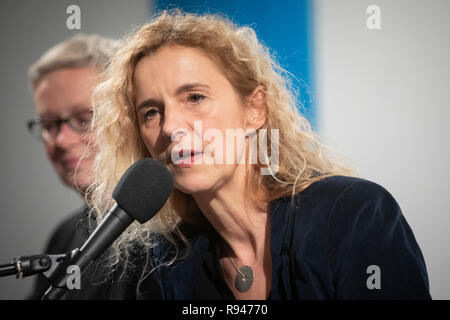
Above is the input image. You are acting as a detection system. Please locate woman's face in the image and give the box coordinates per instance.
[133,45,251,195]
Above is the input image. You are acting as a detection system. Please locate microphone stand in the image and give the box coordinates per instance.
[41,248,89,300]
[0,251,77,299]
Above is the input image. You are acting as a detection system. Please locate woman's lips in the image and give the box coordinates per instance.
[171,150,203,167]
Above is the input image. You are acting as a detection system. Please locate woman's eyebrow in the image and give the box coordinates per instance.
[136,83,211,110]
[174,83,211,96]
[136,98,163,110]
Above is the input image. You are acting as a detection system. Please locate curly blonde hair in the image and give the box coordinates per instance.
[87,10,358,279]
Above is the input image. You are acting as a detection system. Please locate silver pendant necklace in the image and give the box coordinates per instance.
[229,257,254,292]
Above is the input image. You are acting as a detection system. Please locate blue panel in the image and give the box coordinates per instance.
[152,0,316,127]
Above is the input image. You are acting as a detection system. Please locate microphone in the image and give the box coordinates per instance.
[42,158,173,300]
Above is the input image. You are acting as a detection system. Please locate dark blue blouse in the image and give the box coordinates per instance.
[152,175,431,300]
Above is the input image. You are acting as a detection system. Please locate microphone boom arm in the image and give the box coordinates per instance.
[0,253,70,280]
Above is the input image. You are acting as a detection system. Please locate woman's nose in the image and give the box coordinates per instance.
[161,103,189,141]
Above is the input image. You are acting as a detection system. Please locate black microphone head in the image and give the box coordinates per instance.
[112,158,173,223]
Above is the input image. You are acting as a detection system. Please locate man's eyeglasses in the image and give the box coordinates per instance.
[27,109,93,142]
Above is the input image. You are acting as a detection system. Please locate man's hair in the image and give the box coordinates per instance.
[28,34,120,90]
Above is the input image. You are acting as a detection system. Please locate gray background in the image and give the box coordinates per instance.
[0,0,151,299]
[0,0,449,300]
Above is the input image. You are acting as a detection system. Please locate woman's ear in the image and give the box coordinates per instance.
[245,85,267,134]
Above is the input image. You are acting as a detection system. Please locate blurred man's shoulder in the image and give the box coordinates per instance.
[45,206,91,254]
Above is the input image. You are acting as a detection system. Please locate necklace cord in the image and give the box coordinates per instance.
[229,257,247,280]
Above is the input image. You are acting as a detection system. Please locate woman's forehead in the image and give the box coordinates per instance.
[133,45,231,96]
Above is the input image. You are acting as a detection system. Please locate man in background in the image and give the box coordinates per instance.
[26,34,160,299]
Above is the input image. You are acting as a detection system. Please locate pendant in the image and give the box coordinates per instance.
[235,265,254,292]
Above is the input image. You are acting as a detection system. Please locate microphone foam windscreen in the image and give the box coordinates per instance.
[112,158,174,223]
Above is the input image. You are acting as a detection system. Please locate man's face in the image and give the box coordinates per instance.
[33,67,98,191]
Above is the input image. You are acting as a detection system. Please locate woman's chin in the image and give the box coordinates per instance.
[174,176,212,195]
[175,184,206,195]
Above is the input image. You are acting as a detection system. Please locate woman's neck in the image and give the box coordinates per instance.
[192,166,270,266]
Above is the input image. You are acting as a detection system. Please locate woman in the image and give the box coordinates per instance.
[89,10,431,300]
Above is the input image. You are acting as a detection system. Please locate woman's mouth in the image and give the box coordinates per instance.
[171,149,203,167]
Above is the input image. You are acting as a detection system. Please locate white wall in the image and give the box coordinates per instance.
[314,0,450,299]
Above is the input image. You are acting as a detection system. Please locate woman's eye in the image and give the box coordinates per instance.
[144,108,159,119]
[188,94,205,104]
